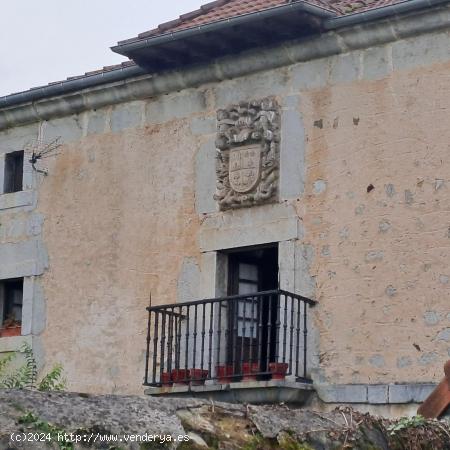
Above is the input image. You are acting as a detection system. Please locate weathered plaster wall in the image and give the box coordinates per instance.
[35,100,207,393]
[0,25,449,395]
[301,59,450,385]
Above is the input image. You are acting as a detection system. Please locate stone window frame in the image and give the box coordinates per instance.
[194,242,314,381]
[0,150,34,210]
[193,200,317,380]
[0,276,37,352]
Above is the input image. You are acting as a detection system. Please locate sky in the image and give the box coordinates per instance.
[0,0,203,97]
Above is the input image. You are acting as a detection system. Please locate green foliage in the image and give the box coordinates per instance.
[0,352,14,373]
[38,364,66,391]
[387,415,427,436]
[0,343,37,389]
[0,342,66,391]
[19,411,73,450]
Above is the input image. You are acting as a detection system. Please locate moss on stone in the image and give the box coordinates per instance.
[241,434,277,450]
[177,440,212,450]
[240,433,317,450]
[139,444,170,450]
[278,432,315,450]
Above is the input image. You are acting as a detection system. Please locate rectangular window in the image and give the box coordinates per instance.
[0,278,23,336]
[3,150,24,194]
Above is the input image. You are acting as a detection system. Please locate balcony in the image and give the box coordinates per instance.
[144,289,316,399]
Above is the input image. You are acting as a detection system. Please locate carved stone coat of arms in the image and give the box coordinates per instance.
[214,98,280,210]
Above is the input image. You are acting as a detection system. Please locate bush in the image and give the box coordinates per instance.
[0,342,66,391]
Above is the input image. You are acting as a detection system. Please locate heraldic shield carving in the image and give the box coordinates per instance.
[214,98,280,210]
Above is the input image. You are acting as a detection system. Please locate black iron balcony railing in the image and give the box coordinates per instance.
[144,289,316,387]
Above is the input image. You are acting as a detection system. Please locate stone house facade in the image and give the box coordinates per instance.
[0,0,449,415]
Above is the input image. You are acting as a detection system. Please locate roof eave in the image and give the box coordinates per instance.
[111,1,336,57]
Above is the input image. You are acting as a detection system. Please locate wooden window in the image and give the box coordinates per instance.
[227,245,278,372]
[4,151,24,194]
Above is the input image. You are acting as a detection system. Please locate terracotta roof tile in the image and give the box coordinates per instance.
[124,0,408,43]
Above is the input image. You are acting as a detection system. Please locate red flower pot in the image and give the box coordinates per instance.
[190,369,209,385]
[269,362,289,380]
[242,362,259,381]
[171,369,190,385]
[0,326,21,338]
[216,365,234,384]
[161,372,172,387]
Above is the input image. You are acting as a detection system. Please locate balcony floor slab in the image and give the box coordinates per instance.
[145,380,314,405]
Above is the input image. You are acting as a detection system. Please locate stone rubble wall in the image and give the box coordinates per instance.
[1,390,449,449]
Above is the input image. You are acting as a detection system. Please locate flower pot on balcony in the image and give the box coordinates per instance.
[0,325,21,338]
[242,362,259,381]
[216,365,234,384]
[269,362,289,380]
[161,372,172,387]
[171,369,190,385]
[190,369,208,385]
